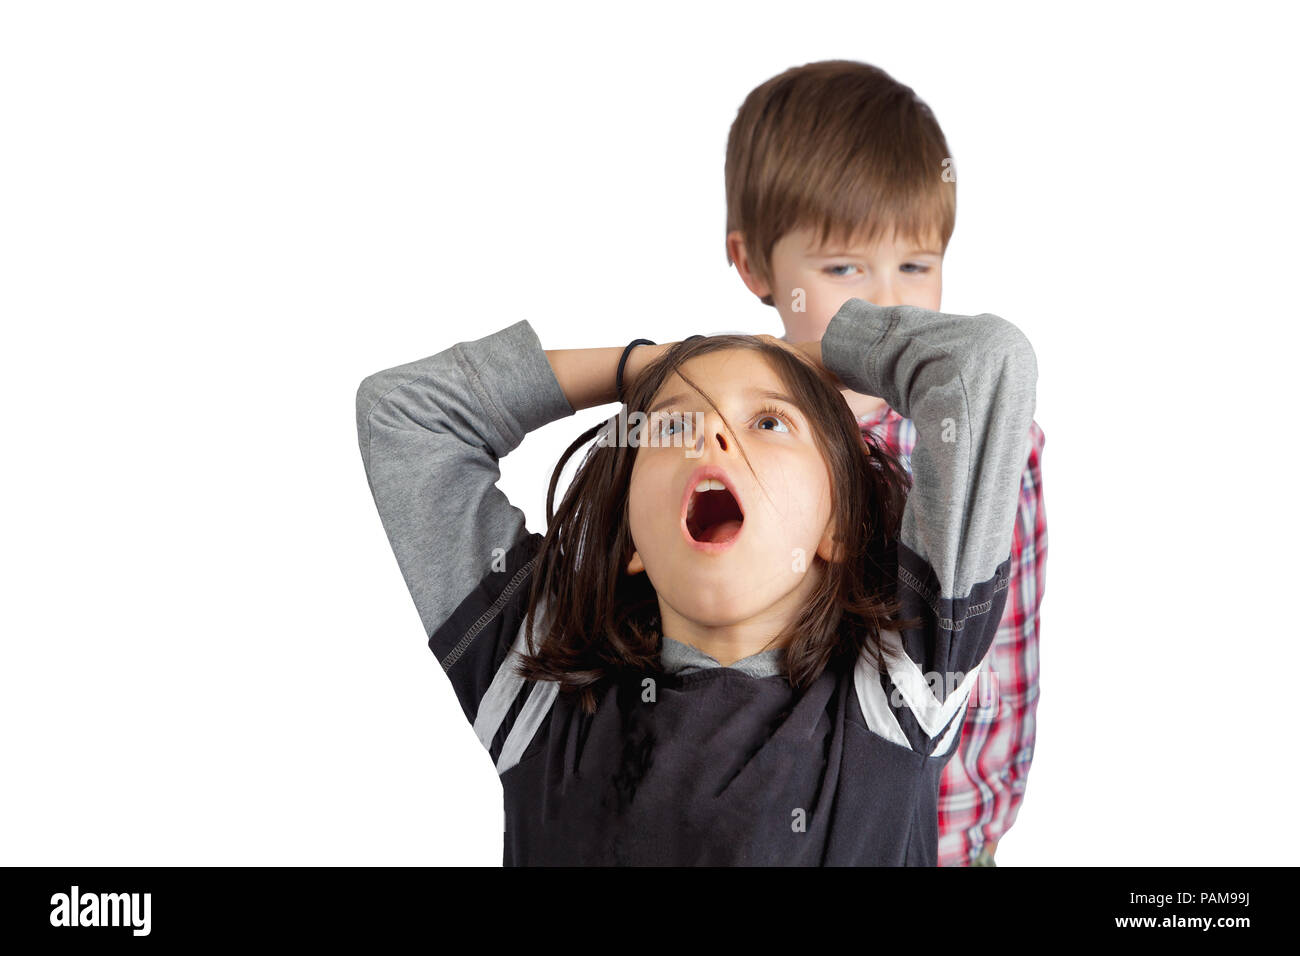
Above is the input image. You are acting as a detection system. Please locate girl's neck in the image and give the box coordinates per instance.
[661,633,787,668]
[656,600,800,668]
[660,634,787,677]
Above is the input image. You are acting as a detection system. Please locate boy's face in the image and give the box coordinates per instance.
[623,348,837,634]
[728,225,944,343]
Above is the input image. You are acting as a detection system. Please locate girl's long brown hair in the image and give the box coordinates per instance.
[514,335,919,714]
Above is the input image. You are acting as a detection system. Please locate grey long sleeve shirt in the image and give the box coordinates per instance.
[355,297,1037,865]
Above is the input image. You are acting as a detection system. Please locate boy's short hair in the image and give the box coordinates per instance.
[725,60,956,305]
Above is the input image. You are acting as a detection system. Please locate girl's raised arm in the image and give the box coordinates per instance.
[355,319,576,643]
[815,297,1038,759]
[356,320,667,767]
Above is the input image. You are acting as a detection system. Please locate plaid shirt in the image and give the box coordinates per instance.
[859,405,1047,867]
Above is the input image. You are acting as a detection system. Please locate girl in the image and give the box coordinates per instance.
[355,296,1036,865]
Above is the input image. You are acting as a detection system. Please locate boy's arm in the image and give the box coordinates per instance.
[981,424,1047,850]
[815,297,1038,757]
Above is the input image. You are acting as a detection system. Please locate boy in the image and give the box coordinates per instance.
[722,60,1047,866]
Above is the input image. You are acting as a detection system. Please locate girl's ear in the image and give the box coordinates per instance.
[626,549,645,575]
[815,522,840,564]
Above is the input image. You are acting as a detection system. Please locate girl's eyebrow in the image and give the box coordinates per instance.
[649,387,800,415]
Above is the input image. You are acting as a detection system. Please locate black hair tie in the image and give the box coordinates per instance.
[616,335,707,404]
[616,339,656,404]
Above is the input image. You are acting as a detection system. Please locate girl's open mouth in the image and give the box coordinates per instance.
[680,467,745,551]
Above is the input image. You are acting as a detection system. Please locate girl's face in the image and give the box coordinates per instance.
[625,349,839,633]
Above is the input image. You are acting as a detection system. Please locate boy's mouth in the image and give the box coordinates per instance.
[680,466,745,550]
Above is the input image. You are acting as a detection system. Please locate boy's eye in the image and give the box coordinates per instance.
[826,262,932,276]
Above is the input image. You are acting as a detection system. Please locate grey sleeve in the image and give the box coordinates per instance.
[355,319,576,640]
[820,297,1037,701]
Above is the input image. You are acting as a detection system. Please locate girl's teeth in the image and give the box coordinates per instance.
[687,479,727,519]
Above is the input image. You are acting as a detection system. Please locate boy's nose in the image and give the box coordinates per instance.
[867,284,901,308]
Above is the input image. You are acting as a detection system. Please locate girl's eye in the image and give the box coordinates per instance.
[754,406,792,433]
[655,411,696,442]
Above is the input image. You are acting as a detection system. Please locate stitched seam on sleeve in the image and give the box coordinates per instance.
[899,562,1010,633]
[452,344,517,454]
[361,369,436,472]
[441,555,538,672]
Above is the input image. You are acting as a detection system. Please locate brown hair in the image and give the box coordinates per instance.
[724,60,956,305]
[514,335,921,714]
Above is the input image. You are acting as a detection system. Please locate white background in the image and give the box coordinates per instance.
[3,1,1297,866]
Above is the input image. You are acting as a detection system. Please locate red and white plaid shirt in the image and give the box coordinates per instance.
[859,405,1047,866]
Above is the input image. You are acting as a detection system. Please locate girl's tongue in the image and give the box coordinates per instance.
[697,519,743,543]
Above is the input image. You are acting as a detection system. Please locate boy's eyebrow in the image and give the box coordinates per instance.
[649,387,801,415]
[811,246,943,257]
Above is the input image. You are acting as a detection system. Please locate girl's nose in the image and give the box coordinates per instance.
[693,417,729,454]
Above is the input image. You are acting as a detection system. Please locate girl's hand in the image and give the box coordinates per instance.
[620,335,845,402]
[752,335,845,390]
[621,341,674,397]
